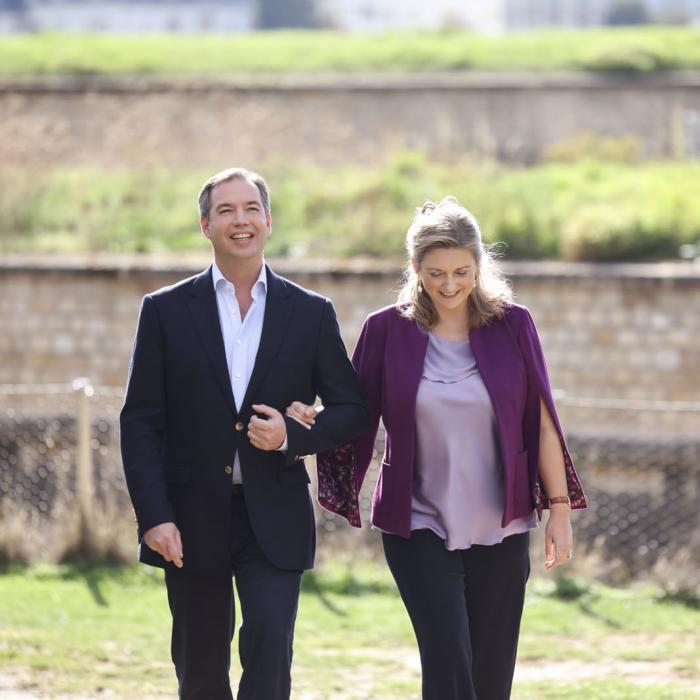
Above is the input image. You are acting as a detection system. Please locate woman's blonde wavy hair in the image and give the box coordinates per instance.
[397,197,512,329]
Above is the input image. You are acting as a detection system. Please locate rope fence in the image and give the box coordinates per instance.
[0,382,698,588]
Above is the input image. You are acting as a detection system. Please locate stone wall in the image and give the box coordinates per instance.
[2,73,700,167]
[1,256,698,414]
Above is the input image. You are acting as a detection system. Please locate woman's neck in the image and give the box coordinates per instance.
[432,308,470,341]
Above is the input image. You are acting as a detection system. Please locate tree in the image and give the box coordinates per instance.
[256,0,320,29]
[605,0,651,26]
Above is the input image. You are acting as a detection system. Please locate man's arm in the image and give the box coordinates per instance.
[283,299,368,464]
[120,295,182,565]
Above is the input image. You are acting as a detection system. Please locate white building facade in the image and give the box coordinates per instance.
[320,0,700,32]
[318,0,508,33]
[0,0,254,34]
[2,0,700,34]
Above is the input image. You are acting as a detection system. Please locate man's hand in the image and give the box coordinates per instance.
[249,404,287,451]
[143,522,183,568]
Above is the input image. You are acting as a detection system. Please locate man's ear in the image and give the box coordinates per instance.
[200,217,210,239]
[266,211,272,236]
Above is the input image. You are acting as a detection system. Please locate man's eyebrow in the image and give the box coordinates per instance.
[215,200,261,210]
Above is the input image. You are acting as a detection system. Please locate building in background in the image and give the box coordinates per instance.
[505,0,700,29]
[319,0,700,31]
[316,0,507,33]
[2,0,700,33]
[0,0,254,33]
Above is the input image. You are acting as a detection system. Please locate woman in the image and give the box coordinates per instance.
[290,197,586,700]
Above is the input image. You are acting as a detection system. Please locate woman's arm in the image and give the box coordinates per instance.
[538,397,573,570]
[516,306,587,513]
[309,311,388,526]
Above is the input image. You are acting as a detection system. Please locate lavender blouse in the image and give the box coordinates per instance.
[410,332,536,550]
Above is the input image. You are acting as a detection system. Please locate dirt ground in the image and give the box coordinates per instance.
[2,654,699,699]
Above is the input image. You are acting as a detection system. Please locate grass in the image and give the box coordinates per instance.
[1,28,700,76]
[0,559,698,699]
[2,154,700,261]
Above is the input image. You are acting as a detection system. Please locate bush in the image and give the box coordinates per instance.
[560,204,684,261]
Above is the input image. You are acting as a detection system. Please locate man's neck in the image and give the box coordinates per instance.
[215,255,264,294]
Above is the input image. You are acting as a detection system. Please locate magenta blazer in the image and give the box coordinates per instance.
[317,303,586,536]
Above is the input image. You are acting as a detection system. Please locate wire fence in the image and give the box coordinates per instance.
[0,382,698,588]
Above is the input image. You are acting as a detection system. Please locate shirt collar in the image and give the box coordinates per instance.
[212,260,268,300]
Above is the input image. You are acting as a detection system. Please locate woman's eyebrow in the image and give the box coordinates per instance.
[426,266,471,272]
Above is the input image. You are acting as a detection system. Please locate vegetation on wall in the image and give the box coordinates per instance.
[1,28,700,75]
[2,154,698,262]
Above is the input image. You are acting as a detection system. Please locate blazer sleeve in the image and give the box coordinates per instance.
[516,307,587,516]
[119,295,175,537]
[283,299,368,465]
[316,311,386,527]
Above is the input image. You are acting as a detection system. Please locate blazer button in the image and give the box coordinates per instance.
[224,465,233,475]
[235,421,244,432]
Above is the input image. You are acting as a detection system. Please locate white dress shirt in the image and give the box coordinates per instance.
[212,261,267,484]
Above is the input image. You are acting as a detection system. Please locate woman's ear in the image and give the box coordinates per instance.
[411,258,419,274]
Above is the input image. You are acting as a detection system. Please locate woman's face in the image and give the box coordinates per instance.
[416,246,477,317]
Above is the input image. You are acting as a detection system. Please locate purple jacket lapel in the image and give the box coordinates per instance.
[386,316,429,415]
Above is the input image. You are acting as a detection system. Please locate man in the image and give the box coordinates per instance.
[120,167,367,699]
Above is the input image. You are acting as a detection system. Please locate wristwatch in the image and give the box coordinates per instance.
[549,496,571,507]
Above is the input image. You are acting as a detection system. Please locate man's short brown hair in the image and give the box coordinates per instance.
[197,167,270,220]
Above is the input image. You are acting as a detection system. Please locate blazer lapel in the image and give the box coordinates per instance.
[187,266,237,414]
[390,316,429,411]
[241,266,293,409]
[470,321,514,441]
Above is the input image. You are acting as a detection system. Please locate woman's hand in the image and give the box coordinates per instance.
[544,506,573,570]
[285,401,319,431]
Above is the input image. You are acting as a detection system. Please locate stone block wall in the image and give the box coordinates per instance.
[1,257,698,413]
[2,73,700,168]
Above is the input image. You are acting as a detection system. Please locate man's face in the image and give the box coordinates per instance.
[200,178,271,264]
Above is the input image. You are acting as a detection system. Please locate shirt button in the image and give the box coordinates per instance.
[235,340,241,345]
[235,421,244,431]
[235,372,241,378]
[224,465,233,475]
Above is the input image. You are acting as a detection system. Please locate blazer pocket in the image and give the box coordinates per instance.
[165,464,191,485]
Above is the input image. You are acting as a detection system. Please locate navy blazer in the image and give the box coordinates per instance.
[317,304,586,536]
[120,265,368,571]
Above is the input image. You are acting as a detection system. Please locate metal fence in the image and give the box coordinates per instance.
[0,382,698,588]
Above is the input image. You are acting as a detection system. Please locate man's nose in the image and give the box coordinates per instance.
[232,209,248,224]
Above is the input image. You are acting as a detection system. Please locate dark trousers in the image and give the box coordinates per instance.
[164,489,302,700]
[382,529,530,700]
